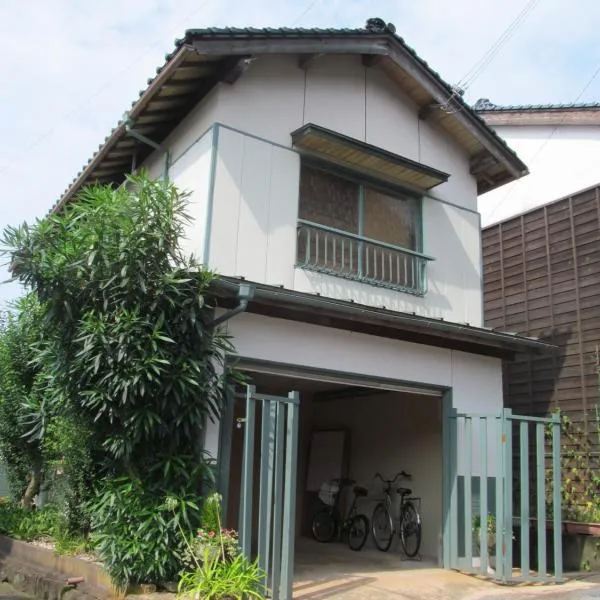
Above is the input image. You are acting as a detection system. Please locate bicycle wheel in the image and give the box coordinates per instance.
[372,503,394,552]
[347,514,369,551]
[312,509,337,543]
[399,502,422,558]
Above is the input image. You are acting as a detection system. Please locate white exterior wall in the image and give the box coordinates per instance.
[141,54,485,325]
[227,312,503,411]
[478,124,600,227]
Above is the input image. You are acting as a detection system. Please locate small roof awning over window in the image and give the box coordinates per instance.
[291,123,450,191]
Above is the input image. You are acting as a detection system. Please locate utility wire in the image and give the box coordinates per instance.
[458,0,541,90]
[485,61,600,222]
[442,0,541,112]
[292,0,322,26]
[0,0,213,178]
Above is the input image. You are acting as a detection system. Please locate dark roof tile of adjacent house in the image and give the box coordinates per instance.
[473,98,600,112]
[54,21,528,211]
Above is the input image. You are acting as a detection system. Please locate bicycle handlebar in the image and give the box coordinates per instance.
[374,471,412,484]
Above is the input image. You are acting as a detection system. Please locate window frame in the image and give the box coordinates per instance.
[298,158,425,256]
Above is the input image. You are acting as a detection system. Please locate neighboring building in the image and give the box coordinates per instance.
[477,102,600,430]
[53,22,553,593]
[475,100,600,227]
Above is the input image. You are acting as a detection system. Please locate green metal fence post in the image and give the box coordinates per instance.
[258,400,274,584]
[240,386,256,559]
[449,408,459,568]
[504,409,513,579]
[552,412,562,581]
[495,414,505,581]
[536,423,547,578]
[442,391,452,570]
[520,421,530,578]
[280,393,300,600]
[270,402,286,600]
[479,417,489,576]
[464,417,473,569]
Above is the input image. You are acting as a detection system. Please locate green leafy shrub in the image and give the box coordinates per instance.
[178,551,266,600]
[3,173,236,586]
[0,295,49,507]
[0,502,61,542]
[43,417,96,534]
[90,475,203,588]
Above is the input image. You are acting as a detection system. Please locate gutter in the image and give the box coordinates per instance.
[213,278,553,354]
[210,283,255,328]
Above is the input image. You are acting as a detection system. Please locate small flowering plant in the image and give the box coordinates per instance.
[184,527,240,566]
[182,493,241,568]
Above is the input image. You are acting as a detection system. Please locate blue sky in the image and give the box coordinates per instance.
[2,0,600,307]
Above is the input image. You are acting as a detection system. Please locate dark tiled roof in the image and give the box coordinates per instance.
[474,98,600,112]
[55,22,528,209]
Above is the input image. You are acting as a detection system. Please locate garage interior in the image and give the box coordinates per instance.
[222,368,445,580]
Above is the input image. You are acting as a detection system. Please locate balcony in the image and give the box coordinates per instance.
[296,220,434,296]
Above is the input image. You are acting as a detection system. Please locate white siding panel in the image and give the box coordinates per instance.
[266,147,300,288]
[235,137,272,281]
[210,127,244,273]
[168,128,213,262]
[304,56,366,141]
[423,199,483,326]
[420,118,477,211]
[213,56,305,146]
[229,313,453,388]
[365,66,419,161]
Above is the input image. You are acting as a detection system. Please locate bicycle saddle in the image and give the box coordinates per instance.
[353,485,368,497]
[397,487,412,496]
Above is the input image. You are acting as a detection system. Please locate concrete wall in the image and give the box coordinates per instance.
[478,124,600,227]
[309,392,442,559]
[140,54,485,326]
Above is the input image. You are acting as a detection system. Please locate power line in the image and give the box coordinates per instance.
[485,61,600,222]
[292,0,322,26]
[442,0,541,112]
[0,0,213,179]
[458,0,541,90]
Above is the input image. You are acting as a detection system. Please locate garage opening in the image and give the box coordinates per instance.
[218,361,446,596]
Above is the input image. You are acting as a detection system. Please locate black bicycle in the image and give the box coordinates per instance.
[371,471,422,557]
[311,478,370,551]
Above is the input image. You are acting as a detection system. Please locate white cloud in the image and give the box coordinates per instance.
[1,0,600,305]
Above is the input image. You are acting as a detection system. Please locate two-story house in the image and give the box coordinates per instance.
[53,21,556,595]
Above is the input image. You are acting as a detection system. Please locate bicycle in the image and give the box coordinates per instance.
[371,471,422,557]
[311,478,370,551]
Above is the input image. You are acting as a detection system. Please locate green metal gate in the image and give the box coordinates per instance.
[444,408,562,583]
[239,385,300,600]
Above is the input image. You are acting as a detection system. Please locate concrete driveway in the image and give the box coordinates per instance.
[293,539,600,600]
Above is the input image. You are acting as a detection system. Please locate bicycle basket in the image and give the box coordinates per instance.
[318,480,339,506]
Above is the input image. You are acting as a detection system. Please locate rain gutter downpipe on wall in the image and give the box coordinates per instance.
[210,283,255,329]
[125,116,171,179]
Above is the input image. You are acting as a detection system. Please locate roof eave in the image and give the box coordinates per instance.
[54,45,191,212]
[211,277,553,359]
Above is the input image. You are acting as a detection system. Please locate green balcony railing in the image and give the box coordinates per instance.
[296,220,434,296]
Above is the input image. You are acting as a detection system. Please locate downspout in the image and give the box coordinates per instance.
[124,116,171,179]
[210,283,254,328]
